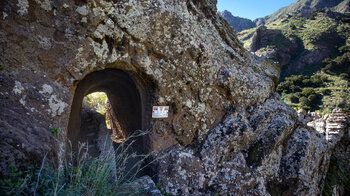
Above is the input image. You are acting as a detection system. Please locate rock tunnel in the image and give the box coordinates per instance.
[67,68,154,176]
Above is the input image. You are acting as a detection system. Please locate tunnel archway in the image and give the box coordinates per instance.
[67,68,154,177]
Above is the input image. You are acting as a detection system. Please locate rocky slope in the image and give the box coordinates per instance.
[0,0,348,195]
[221,1,350,31]
[218,10,256,32]
[236,0,350,114]
[255,0,350,25]
[239,10,350,76]
[237,2,350,113]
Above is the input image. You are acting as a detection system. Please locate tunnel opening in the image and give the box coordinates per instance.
[82,92,127,143]
[67,68,154,179]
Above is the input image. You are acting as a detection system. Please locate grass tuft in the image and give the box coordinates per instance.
[0,130,156,196]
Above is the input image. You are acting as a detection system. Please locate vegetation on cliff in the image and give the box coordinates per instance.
[254,0,349,25]
[277,72,349,113]
[238,9,350,113]
[239,10,350,75]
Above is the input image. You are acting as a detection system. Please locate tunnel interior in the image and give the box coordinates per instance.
[67,68,153,177]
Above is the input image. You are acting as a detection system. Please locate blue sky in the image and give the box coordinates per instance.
[217,0,296,20]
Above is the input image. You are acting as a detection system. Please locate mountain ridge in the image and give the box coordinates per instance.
[218,10,256,32]
[255,0,349,25]
[220,0,350,32]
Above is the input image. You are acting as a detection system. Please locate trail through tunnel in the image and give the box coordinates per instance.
[67,68,153,178]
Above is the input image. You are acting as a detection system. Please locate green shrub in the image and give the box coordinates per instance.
[322,52,350,75]
[290,24,296,30]
[320,88,331,95]
[310,77,322,87]
[302,87,316,97]
[0,62,4,70]
[339,73,348,80]
[49,128,60,136]
[289,95,299,103]
[286,75,306,86]
[308,94,319,105]
[290,85,302,93]
[302,79,312,86]
[294,92,302,98]
[277,80,293,93]
[299,96,310,106]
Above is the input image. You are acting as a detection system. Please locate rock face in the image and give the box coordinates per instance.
[156,97,349,195]
[297,108,322,123]
[0,0,347,195]
[219,10,256,32]
[307,109,350,195]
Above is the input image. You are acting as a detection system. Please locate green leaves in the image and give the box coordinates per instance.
[49,128,60,136]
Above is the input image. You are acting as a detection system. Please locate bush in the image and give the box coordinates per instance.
[320,88,331,95]
[290,24,296,30]
[322,52,350,74]
[289,95,299,103]
[339,73,349,80]
[290,85,302,93]
[308,94,319,105]
[299,96,310,106]
[302,87,316,97]
[286,75,307,86]
[302,79,312,86]
[294,92,302,98]
[310,78,322,87]
[277,80,293,93]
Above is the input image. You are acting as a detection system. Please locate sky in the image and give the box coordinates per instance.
[217,0,296,20]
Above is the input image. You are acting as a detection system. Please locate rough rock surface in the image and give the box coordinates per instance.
[307,109,350,194]
[156,96,349,195]
[297,108,322,123]
[248,25,300,67]
[119,175,162,196]
[0,0,347,195]
[79,107,116,164]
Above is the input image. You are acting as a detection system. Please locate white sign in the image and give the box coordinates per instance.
[152,106,169,118]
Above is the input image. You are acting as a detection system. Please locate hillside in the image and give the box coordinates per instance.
[218,10,256,32]
[254,0,349,25]
[239,10,350,76]
[237,5,350,114]
[220,1,350,31]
